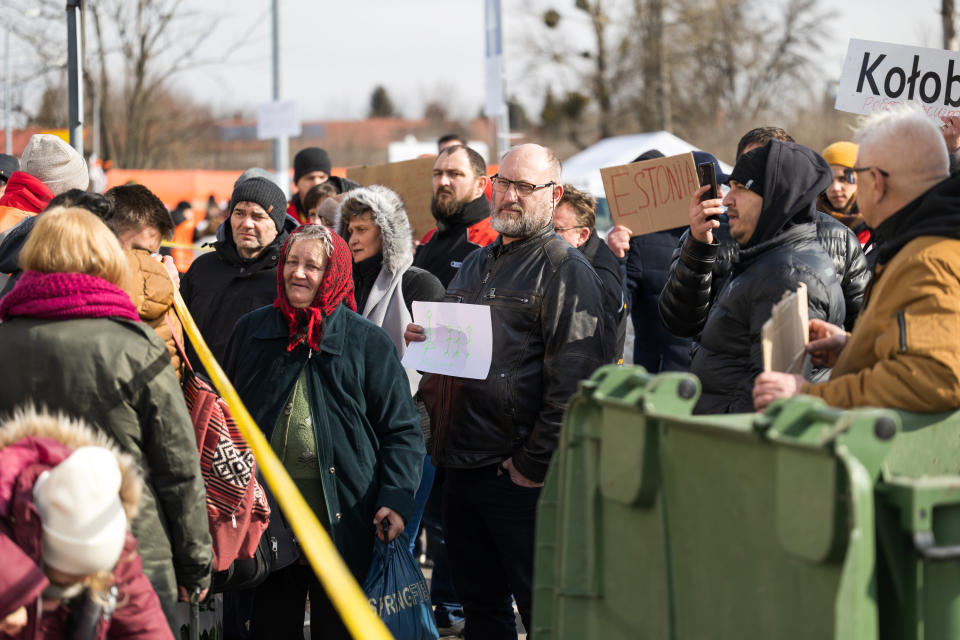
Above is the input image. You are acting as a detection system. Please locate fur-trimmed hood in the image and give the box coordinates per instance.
[0,405,142,524]
[334,185,413,276]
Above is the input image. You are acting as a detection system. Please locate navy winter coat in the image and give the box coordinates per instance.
[225,302,425,580]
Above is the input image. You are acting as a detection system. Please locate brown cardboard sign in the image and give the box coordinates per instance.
[761,283,810,374]
[347,157,437,241]
[600,152,699,236]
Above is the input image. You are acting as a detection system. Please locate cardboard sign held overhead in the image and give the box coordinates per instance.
[347,157,437,241]
[835,39,960,122]
[600,152,699,237]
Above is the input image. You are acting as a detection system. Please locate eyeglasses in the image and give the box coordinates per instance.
[848,166,889,182]
[554,225,586,233]
[490,174,556,197]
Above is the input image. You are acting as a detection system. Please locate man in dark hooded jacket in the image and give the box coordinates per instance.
[659,141,845,414]
[180,176,291,369]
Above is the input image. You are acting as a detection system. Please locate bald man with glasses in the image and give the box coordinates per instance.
[408,143,608,639]
[754,106,960,413]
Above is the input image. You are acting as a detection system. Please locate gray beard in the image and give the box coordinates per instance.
[490,204,552,239]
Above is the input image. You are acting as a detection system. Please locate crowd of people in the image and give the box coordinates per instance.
[1,102,960,640]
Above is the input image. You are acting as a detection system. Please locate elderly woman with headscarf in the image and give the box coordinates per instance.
[224,224,425,640]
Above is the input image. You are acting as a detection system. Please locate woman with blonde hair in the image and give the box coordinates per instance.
[0,207,212,631]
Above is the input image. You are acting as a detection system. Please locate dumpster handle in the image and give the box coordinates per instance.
[913,531,960,561]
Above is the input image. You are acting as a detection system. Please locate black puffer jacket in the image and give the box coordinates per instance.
[659,141,846,414]
[660,210,867,335]
[419,225,608,482]
[813,211,869,330]
[180,224,288,370]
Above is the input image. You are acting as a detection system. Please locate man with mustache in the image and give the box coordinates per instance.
[413,144,498,287]
[410,143,608,639]
[659,140,846,414]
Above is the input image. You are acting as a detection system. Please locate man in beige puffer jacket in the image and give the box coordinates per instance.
[106,184,184,380]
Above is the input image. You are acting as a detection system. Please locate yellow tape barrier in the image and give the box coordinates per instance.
[172,290,394,640]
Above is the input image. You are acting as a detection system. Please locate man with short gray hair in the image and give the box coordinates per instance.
[555,184,625,361]
[754,106,960,412]
[409,143,608,639]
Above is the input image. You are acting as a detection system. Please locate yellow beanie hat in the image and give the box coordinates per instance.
[821,141,858,169]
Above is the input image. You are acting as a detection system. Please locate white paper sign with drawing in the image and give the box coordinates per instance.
[401,301,493,380]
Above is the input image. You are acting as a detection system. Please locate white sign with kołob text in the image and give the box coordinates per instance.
[401,301,493,380]
[835,39,960,121]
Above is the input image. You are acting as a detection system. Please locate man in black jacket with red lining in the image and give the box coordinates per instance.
[413,145,499,288]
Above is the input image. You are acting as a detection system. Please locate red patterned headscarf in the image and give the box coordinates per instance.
[273,225,356,352]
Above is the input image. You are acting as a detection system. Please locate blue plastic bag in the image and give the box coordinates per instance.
[362,533,439,640]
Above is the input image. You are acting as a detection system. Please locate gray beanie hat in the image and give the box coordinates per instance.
[20,134,89,195]
[234,167,279,190]
[229,176,288,232]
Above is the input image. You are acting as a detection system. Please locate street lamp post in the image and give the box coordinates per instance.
[4,24,11,155]
[66,0,83,154]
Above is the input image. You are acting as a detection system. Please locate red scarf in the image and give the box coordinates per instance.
[273,226,356,352]
[0,271,140,323]
[0,172,54,213]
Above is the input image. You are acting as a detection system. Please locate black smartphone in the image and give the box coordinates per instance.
[697,162,719,201]
[697,161,720,222]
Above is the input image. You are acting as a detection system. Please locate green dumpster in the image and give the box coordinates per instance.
[532,365,960,640]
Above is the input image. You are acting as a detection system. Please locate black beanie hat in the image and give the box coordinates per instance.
[0,154,19,183]
[229,177,288,232]
[633,149,665,163]
[728,142,770,196]
[293,147,332,183]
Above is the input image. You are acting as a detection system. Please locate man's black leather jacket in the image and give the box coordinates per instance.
[419,225,608,482]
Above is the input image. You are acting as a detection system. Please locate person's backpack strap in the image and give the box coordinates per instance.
[164,311,195,374]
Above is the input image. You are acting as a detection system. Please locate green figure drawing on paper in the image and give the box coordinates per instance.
[444,325,455,356]
[452,326,463,357]
[465,325,472,359]
[422,310,436,362]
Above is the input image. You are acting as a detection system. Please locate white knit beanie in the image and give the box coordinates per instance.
[20,134,90,195]
[33,446,127,575]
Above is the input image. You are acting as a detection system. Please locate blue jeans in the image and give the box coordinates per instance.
[404,455,435,555]
[442,465,540,640]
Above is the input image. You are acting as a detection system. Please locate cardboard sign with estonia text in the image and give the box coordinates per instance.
[347,157,436,241]
[835,39,960,122]
[600,152,699,237]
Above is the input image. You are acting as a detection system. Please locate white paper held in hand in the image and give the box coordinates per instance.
[401,301,493,380]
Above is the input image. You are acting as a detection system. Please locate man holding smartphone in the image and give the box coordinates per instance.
[658,140,846,414]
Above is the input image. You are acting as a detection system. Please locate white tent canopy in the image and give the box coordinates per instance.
[561,131,734,198]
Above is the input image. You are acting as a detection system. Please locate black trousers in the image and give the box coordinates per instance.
[443,465,541,640]
[251,564,351,640]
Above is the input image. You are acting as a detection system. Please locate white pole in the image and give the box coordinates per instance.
[4,25,11,155]
[66,0,84,154]
[484,0,509,161]
[271,0,289,199]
